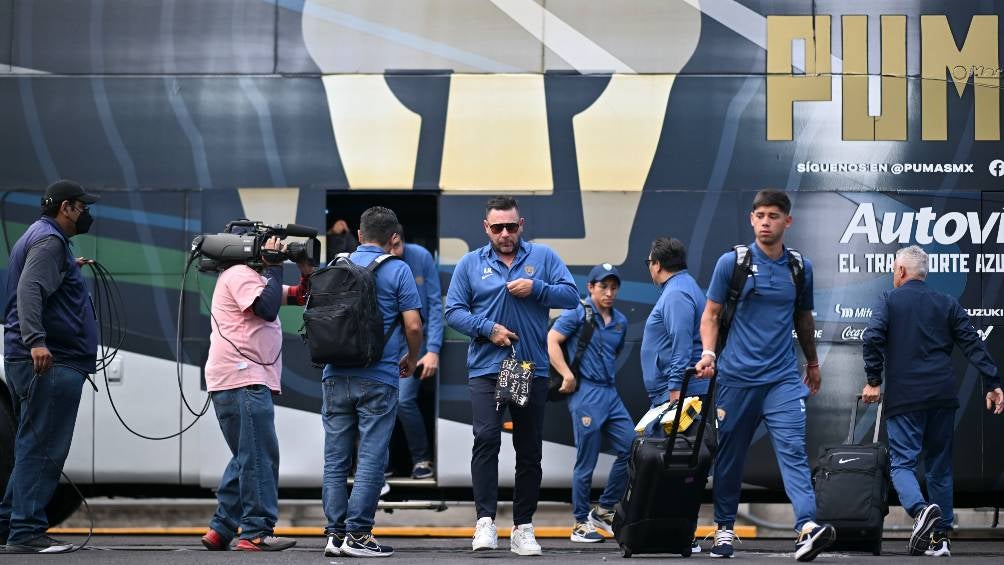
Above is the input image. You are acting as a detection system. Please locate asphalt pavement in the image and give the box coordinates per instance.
[2,536,1002,563]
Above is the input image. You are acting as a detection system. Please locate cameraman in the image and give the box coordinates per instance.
[199,236,312,552]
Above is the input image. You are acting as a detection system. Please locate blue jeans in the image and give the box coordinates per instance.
[713,379,816,531]
[568,382,635,522]
[887,407,955,531]
[0,361,85,544]
[397,373,431,465]
[322,376,398,534]
[208,385,280,541]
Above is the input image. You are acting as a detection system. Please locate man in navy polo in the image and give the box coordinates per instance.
[390,225,443,479]
[862,245,1002,557]
[445,196,578,556]
[2,180,99,553]
[548,263,631,543]
[695,189,834,562]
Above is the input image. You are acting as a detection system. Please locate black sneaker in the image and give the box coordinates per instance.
[341,532,394,558]
[925,530,951,557]
[794,522,836,562]
[325,532,346,556]
[909,504,941,556]
[3,534,75,553]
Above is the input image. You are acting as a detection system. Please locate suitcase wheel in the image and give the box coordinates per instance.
[620,544,632,558]
[872,541,882,556]
[681,547,692,558]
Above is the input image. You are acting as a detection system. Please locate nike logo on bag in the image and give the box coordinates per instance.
[838,457,860,464]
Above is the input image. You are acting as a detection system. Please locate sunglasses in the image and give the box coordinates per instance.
[488,222,520,234]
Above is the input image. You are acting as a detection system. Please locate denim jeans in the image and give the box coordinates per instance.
[0,360,85,544]
[208,385,280,541]
[887,407,956,531]
[397,373,431,465]
[322,376,398,535]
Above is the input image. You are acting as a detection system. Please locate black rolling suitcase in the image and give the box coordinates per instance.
[813,396,889,555]
[613,368,716,558]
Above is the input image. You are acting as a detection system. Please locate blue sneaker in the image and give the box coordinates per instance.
[570,521,604,543]
[794,522,836,562]
[710,527,737,558]
[412,461,434,479]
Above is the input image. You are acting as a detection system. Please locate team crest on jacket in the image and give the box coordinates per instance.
[524,265,535,275]
[414,275,424,285]
[581,416,592,427]
[717,408,726,422]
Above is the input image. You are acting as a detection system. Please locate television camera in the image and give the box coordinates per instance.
[191,219,321,272]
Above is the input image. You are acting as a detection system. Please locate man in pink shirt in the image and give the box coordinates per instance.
[200,236,312,552]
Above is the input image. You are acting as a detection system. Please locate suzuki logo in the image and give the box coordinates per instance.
[838,457,860,464]
[978,326,995,341]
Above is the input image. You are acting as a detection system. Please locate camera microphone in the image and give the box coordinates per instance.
[284,223,318,238]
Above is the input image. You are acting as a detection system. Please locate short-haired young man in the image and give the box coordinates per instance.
[695,189,835,561]
[322,206,423,558]
[548,264,632,543]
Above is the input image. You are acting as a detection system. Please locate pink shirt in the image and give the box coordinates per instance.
[205,265,283,393]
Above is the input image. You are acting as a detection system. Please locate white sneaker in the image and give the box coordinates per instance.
[379,481,390,498]
[510,523,543,556]
[472,517,497,552]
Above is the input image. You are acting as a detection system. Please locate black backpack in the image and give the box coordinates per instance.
[301,253,401,367]
[718,244,805,352]
[546,299,596,402]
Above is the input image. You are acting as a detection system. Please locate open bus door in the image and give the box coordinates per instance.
[325,191,440,492]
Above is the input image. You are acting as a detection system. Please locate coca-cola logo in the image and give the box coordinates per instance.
[841,326,865,341]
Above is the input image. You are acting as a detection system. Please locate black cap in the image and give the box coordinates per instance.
[42,180,100,208]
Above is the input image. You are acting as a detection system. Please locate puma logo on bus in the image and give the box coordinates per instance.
[838,457,860,464]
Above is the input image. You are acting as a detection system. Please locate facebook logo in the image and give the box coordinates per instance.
[990,160,1004,178]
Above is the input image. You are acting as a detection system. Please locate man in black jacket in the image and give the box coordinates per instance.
[862,245,1003,558]
[1,180,99,553]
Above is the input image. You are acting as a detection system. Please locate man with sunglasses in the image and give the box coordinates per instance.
[445,196,578,556]
[2,180,99,553]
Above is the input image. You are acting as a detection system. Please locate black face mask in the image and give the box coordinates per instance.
[74,209,94,235]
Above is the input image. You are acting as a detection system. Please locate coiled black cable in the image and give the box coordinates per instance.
[83,259,211,441]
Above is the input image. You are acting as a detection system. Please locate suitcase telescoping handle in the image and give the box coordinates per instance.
[663,366,714,471]
[847,394,883,445]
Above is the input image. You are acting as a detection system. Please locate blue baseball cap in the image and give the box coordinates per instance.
[588,263,621,284]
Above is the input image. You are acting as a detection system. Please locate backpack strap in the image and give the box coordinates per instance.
[568,299,598,379]
[366,253,405,348]
[367,253,401,272]
[787,248,805,316]
[717,244,753,353]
